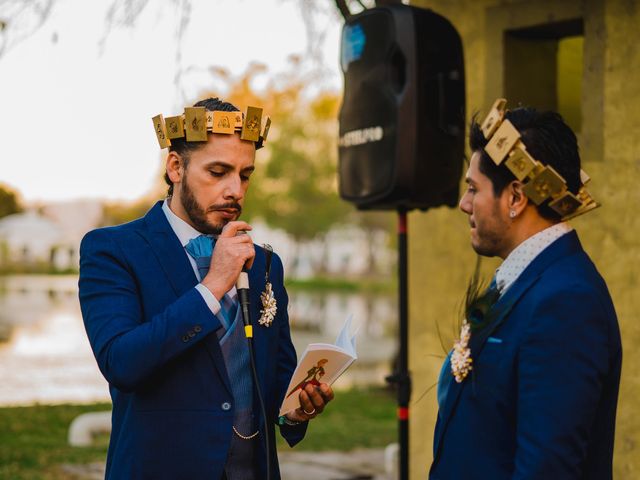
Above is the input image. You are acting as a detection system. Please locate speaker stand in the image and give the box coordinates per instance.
[386,207,411,480]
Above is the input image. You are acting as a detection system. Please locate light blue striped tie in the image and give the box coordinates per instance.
[185,235,237,331]
[219,291,238,331]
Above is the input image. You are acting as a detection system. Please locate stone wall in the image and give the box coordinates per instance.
[407,0,640,477]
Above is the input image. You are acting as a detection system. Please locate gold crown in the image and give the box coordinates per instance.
[152,105,271,150]
[480,98,598,221]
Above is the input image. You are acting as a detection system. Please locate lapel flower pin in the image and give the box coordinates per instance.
[259,281,277,327]
[450,263,501,383]
[259,244,277,327]
[451,320,473,383]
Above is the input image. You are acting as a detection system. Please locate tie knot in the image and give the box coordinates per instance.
[185,235,214,259]
[185,235,215,280]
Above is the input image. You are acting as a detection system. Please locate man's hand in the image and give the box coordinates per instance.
[201,221,255,299]
[285,383,335,423]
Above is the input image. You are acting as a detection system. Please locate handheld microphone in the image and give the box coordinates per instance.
[236,270,252,338]
[234,230,253,338]
[232,230,271,480]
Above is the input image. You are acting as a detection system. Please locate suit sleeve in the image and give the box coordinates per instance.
[513,285,610,479]
[270,253,308,445]
[78,229,223,393]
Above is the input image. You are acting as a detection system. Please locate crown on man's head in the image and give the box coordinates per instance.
[152,105,271,150]
[480,98,599,221]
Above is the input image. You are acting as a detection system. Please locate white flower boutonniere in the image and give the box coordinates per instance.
[259,282,277,327]
[451,320,473,383]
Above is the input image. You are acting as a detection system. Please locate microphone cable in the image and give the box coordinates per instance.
[237,270,272,480]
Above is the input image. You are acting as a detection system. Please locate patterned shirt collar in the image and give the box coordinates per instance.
[495,222,573,295]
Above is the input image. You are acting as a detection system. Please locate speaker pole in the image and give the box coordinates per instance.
[386,207,411,480]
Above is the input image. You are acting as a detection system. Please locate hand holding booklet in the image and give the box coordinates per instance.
[279,316,358,416]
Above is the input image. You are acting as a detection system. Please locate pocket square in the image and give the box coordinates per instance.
[487,336,503,344]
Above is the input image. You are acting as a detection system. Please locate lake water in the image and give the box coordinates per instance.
[0,275,397,406]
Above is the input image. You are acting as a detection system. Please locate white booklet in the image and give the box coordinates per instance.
[279,316,358,416]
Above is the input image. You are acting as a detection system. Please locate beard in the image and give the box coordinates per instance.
[179,170,242,235]
[471,230,504,258]
[470,204,510,258]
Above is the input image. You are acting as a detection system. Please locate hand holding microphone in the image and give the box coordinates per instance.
[201,221,255,300]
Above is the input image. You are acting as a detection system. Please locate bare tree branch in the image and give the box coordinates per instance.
[173,0,192,103]
[0,0,54,58]
[98,0,151,53]
[375,0,403,6]
[95,0,192,102]
[333,0,351,20]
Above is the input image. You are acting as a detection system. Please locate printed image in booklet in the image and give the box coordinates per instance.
[279,316,358,417]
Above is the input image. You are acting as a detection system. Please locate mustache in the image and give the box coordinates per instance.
[207,202,242,214]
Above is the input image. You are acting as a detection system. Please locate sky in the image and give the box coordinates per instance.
[0,0,344,203]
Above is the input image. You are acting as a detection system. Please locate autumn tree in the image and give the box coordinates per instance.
[200,61,352,274]
[0,183,23,219]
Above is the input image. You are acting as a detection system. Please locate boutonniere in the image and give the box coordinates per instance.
[450,260,501,383]
[451,320,473,383]
[258,243,277,327]
[259,281,277,327]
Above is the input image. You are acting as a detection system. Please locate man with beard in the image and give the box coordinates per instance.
[430,100,621,479]
[79,97,333,480]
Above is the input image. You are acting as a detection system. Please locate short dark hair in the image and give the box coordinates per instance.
[469,106,582,221]
[164,97,240,196]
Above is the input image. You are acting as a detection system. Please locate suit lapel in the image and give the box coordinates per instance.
[433,231,583,461]
[139,201,198,297]
[138,201,233,396]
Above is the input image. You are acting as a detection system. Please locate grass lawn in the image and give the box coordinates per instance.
[0,388,396,479]
[285,277,396,294]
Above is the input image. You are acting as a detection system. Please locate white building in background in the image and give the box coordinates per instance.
[0,200,103,271]
[0,211,68,267]
[0,201,392,278]
[250,219,395,280]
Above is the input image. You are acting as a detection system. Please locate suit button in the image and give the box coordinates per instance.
[221,402,231,411]
[194,325,202,333]
[182,335,189,343]
[188,330,196,338]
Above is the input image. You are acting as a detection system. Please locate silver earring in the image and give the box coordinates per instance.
[509,210,516,218]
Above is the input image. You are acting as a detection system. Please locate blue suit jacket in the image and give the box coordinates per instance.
[79,201,306,479]
[430,231,621,479]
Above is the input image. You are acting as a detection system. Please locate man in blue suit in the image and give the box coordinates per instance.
[79,97,333,479]
[431,100,621,479]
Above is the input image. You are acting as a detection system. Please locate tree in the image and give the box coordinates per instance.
[352,209,395,275]
[0,183,23,218]
[0,0,54,57]
[1,0,344,96]
[202,61,352,274]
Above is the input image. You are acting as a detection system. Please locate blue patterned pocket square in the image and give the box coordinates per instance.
[487,337,503,344]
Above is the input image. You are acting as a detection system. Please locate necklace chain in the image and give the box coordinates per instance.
[232,425,259,440]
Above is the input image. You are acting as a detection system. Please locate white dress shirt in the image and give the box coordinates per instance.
[495,222,573,295]
[162,199,237,315]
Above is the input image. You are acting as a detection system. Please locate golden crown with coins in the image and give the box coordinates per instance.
[152,105,270,150]
[480,98,598,220]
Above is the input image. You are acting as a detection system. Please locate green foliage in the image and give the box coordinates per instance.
[0,403,111,479]
[0,389,395,477]
[203,64,352,242]
[286,276,396,294]
[279,387,397,451]
[100,198,155,227]
[0,183,23,219]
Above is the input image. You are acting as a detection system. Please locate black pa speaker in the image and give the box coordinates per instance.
[338,5,465,210]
